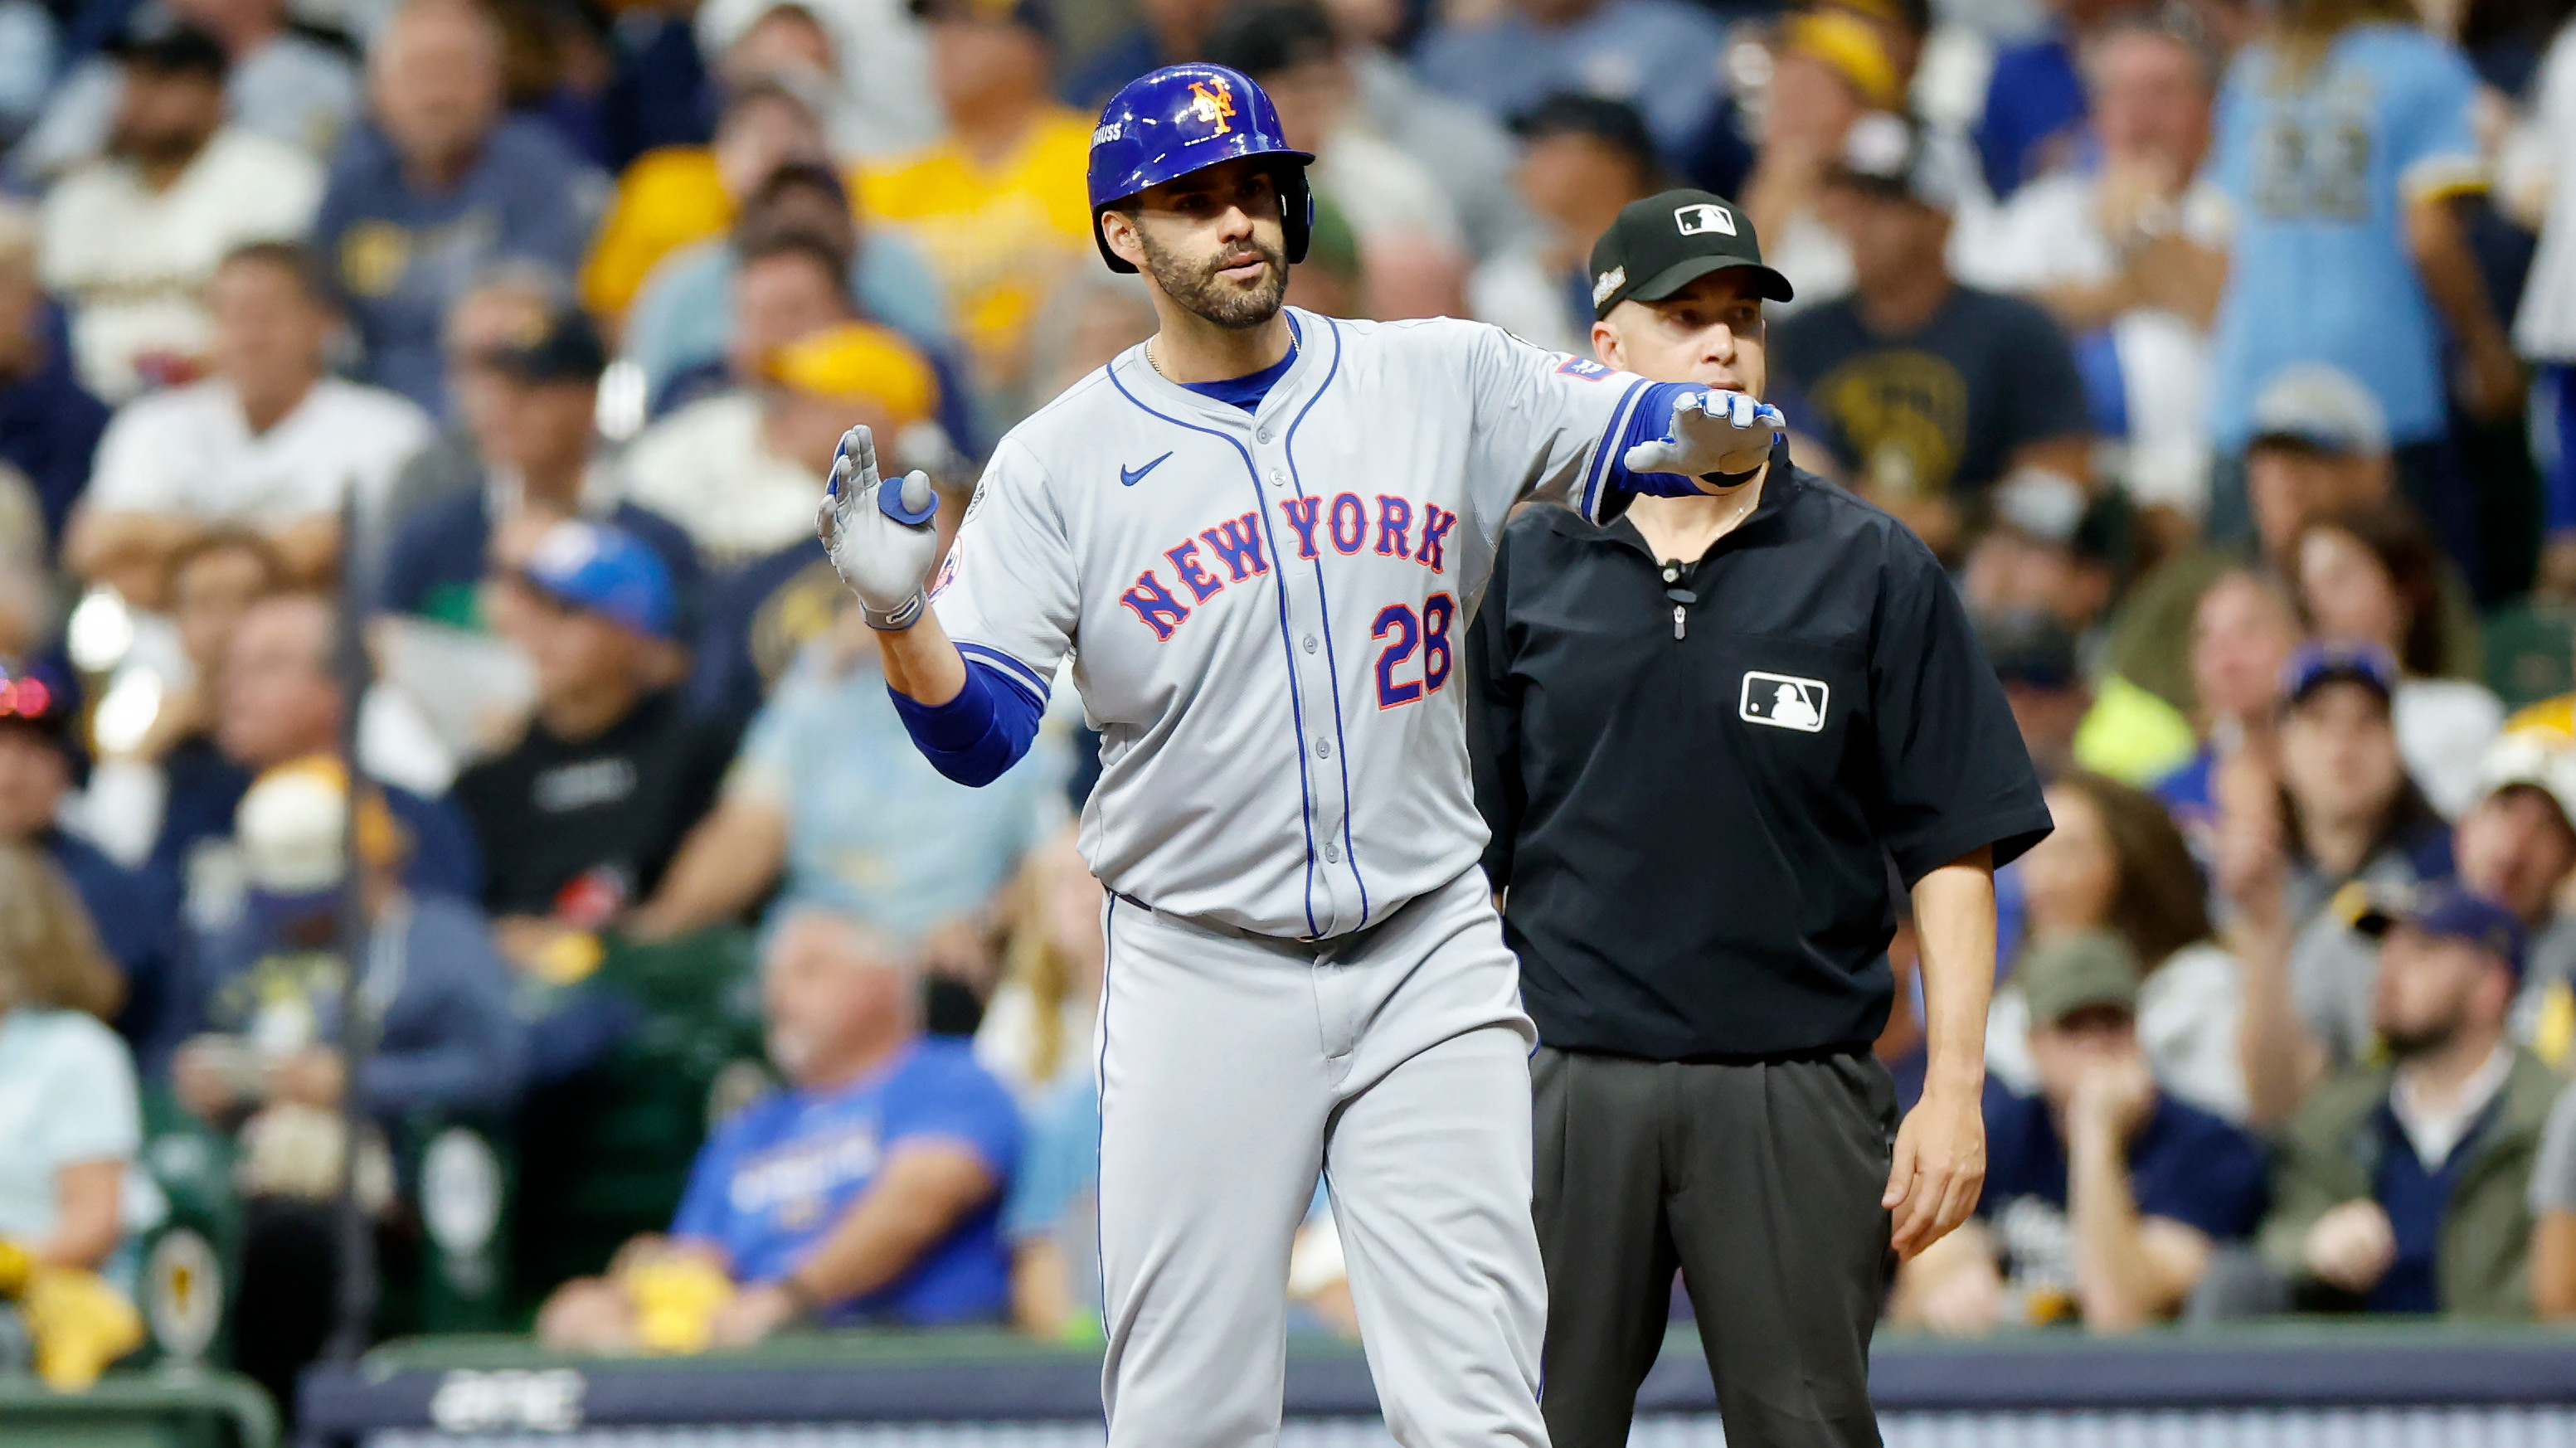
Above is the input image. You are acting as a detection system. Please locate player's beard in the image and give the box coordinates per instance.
[1140,228,1289,330]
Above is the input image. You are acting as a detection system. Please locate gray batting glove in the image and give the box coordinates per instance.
[1622,388,1786,481]
[815,425,939,630]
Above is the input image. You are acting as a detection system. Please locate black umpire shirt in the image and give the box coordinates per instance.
[1469,441,2052,1062]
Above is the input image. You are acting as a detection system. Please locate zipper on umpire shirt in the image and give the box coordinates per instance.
[1661,561,1696,640]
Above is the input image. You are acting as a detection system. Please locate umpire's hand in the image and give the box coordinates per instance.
[1883,1085,1985,1260]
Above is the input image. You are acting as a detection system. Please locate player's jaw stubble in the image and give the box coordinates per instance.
[1136,228,1289,331]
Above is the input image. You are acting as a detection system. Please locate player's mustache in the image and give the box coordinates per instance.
[1209,244,1278,275]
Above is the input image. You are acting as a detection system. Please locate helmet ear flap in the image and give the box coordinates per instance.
[1281,170,1313,265]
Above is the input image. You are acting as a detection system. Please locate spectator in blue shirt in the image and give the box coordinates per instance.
[1893,931,2268,1334]
[0,212,108,557]
[1975,0,2139,200]
[537,909,1020,1348]
[166,756,527,1409]
[629,603,1061,947]
[0,661,177,1057]
[2204,0,2519,556]
[1413,0,1728,165]
[312,0,599,413]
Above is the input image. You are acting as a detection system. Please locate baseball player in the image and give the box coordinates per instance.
[819,64,1780,1446]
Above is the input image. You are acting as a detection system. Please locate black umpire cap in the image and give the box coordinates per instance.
[1587,188,1795,321]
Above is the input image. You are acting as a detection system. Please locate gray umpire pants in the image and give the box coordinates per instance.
[1533,1047,1898,1448]
[1096,868,1550,1448]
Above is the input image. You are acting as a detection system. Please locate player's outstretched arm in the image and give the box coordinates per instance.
[816,424,965,707]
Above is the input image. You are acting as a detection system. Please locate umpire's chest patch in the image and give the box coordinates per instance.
[1739,671,1830,732]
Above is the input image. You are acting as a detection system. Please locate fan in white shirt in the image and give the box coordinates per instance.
[34,27,323,402]
[64,244,431,610]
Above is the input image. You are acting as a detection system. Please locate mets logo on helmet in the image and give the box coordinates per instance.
[1188,78,1236,134]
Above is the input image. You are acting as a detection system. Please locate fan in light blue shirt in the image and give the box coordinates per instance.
[2206,22,2485,454]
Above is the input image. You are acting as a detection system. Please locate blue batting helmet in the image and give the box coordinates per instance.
[1085,63,1314,275]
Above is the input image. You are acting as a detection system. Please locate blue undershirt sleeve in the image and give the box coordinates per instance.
[888,656,1046,787]
[1605,382,1713,499]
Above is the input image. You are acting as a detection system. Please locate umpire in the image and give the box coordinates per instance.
[1469,191,2052,1447]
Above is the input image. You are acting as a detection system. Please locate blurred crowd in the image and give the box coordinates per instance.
[0,0,2574,1412]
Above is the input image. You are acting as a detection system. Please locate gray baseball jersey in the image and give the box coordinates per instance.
[931,308,1657,938]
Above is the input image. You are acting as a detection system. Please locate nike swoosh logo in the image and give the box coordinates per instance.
[1120,452,1173,488]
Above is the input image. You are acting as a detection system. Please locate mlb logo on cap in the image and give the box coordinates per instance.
[1741,671,1829,732]
[1674,202,1737,237]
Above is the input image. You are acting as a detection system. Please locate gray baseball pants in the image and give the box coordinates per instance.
[1095,867,1550,1448]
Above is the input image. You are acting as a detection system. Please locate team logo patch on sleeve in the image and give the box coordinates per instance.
[1555,357,1613,381]
[1740,672,1829,731]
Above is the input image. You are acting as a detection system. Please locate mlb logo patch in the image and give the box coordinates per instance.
[1674,202,1738,238]
[1740,671,1829,732]
[1556,357,1613,381]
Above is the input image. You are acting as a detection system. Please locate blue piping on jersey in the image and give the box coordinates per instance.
[1580,378,1652,523]
[1106,358,1324,939]
[955,641,1051,708]
[1278,316,1369,927]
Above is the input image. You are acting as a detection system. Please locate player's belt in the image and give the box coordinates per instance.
[1111,890,1330,948]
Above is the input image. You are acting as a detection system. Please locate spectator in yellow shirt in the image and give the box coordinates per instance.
[580,78,843,323]
[856,0,1091,417]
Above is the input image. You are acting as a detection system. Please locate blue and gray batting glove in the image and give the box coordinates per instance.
[815,425,940,630]
[1622,389,1786,482]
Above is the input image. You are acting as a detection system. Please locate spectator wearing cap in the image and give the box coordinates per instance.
[12,0,359,182]
[0,663,180,1053]
[1966,17,2227,533]
[1414,0,1727,165]
[311,0,600,413]
[35,24,323,402]
[452,519,730,968]
[625,168,964,436]
[1205,2,1469,320]
[1893,931,2267,1334]
[2218,643,2454,1127]
[2296,502,2503,819]
[63,242,433,609]
[2238,731,2576,1128]
[377,305,702,632]
[168,756,525,1406]
[1738,8,1908,309]
[629,303,943,576]
[1470,187,2048,1445]
[2208,889,2557,1319]
[2104,364,2482,722]
[856,0,1089,410]
[0,204,110,561]
[150,592,480,958]
[577,79,838,325]
[368,262,561,565]
[1981,610,2091,781]
[1469,94,1661,356]
[1770,111,2092,561]
[2204,0,2514,574]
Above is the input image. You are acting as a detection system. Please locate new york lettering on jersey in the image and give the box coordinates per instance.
[931,308,1656,940]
